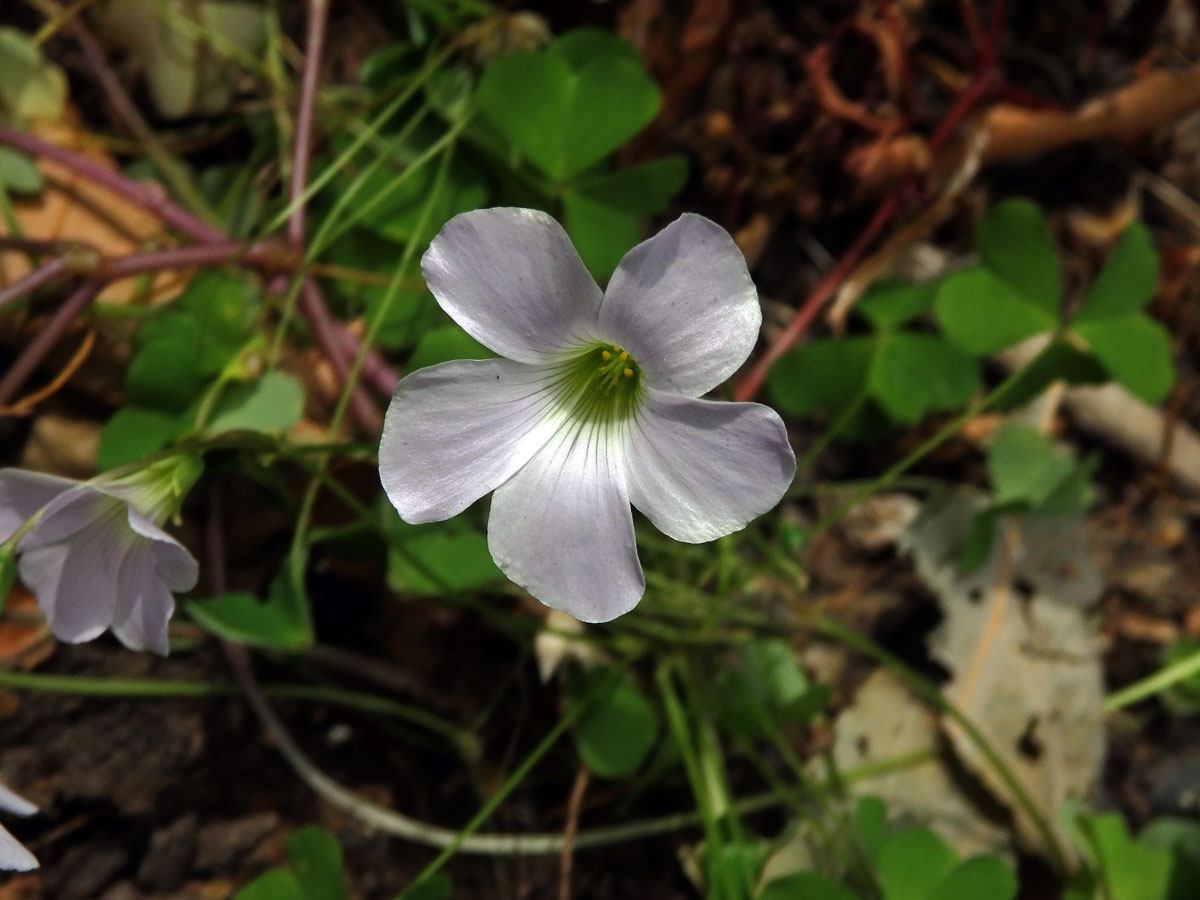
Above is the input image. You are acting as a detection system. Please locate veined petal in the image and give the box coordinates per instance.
[599,214,761,398]
[625,392,795,543]
[111,544,175,654]
[0,824,36,871]
[422,208,602,363]
[488,421,643,622]
[380,358,564,524]
[0,469,77,543]
[127,510,199,592]
[17,493,130,644]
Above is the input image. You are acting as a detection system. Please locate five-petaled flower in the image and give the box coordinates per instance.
[0,456,201,654]
[379,209,796,622]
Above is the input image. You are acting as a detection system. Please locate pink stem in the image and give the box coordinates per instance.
[0,125,226,245]
[300,279,382,433]
[0,282,100,408]
[289,0,330,248]
[0,258,69,310]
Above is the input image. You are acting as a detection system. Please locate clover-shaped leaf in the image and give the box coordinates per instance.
[974,198,1061,316]
[563,155,689,278]
[1069,222,1174,404]
[476,30,660,182]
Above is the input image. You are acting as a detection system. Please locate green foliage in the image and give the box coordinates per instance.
[935,266,1058,355]
[0,545,15,614]
[203,371,305,436]
[767,281,978,440]
[759,871,863,900]
[757,797,1016,900]
[566,666,659,778]
[1064,810,1200,900]
[474,28,685,278]
[233,826,344,900]
[98,272,308,466]
[562,156,689,278]
[97,407,182,471]
[0,146,42,194]
[396,874,453,900]
[711,638,829,740]
[476,29,659,183]
[384,510,501,597]
[187,568,314,651]
[285,827,345,900]
[958,424,1095,570]
[934,200,1173,403]
[406,325,493,371]
[0,27,66,122]
[974,198,1062,317]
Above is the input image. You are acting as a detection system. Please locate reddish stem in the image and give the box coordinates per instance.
[733,198,899,402]
[289,0,330,249]
[733,25,1003,402]
[0,258,69,310]
[0,125,225,245]
[0,282,99,408]
[101,241,294,281]
[300,279,382,433]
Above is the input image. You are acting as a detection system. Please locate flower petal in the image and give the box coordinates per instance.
[600,214,761,397]
[625,392,795,543]
[422,208,602,363]
[17,492,129,644]
[0,824,37,871]
[111,543,176,654]
[0,782,35,818]
[127,510,199,592]
[380,358,564,524]
[488,422,644,622]
[0,469,77,543]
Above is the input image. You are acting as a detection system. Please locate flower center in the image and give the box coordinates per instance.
[553,343,644,426]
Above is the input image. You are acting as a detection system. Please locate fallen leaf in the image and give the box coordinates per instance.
[904,490,1106,858]
[829,667,1011,858]
[0,120,179,305]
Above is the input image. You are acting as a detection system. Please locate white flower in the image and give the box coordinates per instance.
[379,209,795,622]
[0,457,201,654]
[0,779,37,871]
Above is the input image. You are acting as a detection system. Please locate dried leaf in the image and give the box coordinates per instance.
[905,491,1105,858]
[829,668,1011,858]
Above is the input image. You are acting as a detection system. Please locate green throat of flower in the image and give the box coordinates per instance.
[554,343,645,426]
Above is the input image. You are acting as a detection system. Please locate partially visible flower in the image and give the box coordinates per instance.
[0,455,202,654]
[0,779,38,871]
[380,209,796,622]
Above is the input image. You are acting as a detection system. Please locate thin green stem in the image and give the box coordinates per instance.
[657,659,744,900]
[795,389,868,476]
[1104,645,1200,711]
[805,368,1026,541]
[262,44,456,237]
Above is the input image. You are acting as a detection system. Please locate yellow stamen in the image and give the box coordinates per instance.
[623,368,633,378]
[601,350,612,361]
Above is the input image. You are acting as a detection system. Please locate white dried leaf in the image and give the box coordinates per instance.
[905,490,1105,858]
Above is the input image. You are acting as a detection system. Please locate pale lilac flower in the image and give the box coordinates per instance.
[379,209,795,622]
[0,457,201,654]
[0,779,38,871]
